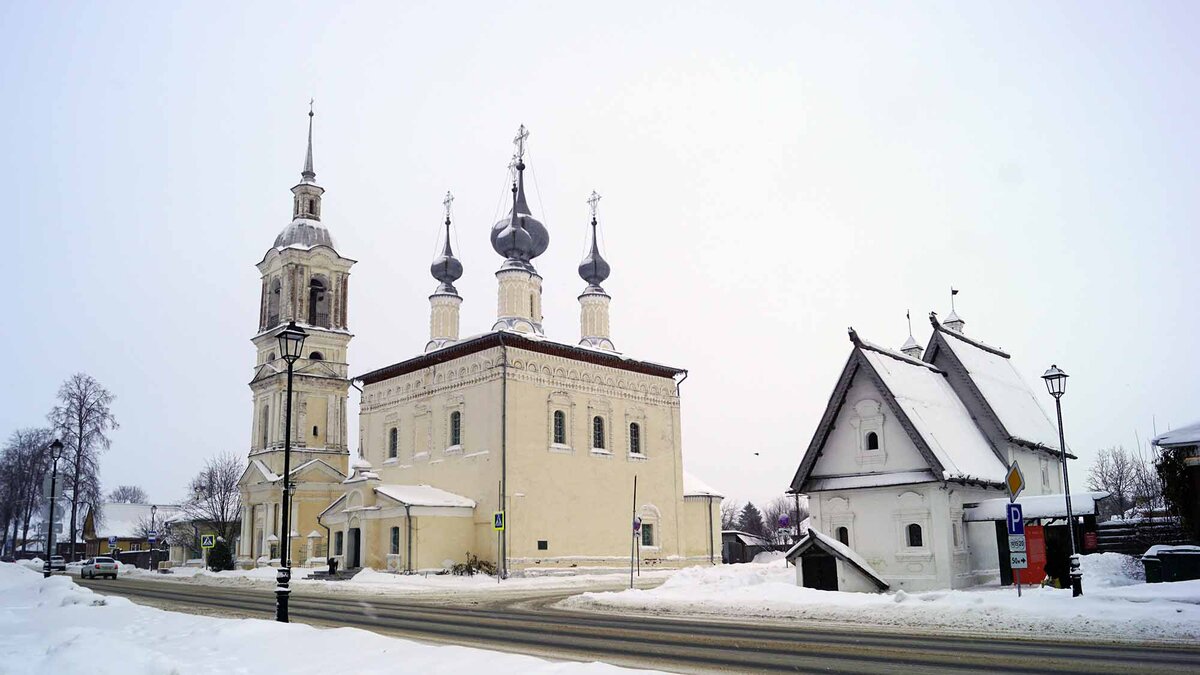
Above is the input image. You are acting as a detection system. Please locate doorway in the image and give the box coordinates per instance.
[801,552,838,591]
[347,528,361,569]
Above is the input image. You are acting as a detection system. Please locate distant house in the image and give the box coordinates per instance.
[82,503,182,563]
[1152,421,1200,541]
[721,530,773,564]
[790,312,1105,591]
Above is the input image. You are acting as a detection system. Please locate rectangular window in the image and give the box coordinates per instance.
[390,527,400,555]
[537,540,548,551]
[450,411,462,446]
[553,411,566,445]
[593,416,606,449]
[629,422,642,454]
[641,523,654,547]
[131,542,141,551]
[335,531,344,556]
[388,426,398,458]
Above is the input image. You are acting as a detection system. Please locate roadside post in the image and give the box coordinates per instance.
[201,533,216,570]
[1006,462,1027,597]
[492,511,504,584]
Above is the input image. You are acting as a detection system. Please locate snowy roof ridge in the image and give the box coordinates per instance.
[848,327,941,372]
[374,484,476,508]
[931,315,1010,357]
[682,470,723,498]
[1153,420,1200,448]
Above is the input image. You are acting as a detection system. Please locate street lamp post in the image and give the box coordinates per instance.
[275,320,307,622]
[43,439,64,578]
[149,504,157,573]
[1042,364,1082,597]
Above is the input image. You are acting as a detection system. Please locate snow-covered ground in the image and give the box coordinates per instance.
[564,553,1200,643]
[132,563,673,596]
[0,562,652,674]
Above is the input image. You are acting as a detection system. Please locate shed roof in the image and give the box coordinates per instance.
[785,528,889,591]
[683,471,723,498]
[1153,420,1200,448]
[963,491,1109,521]
[375,485,476,508]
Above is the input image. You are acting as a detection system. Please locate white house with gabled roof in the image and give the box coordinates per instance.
[789,310,1095,591]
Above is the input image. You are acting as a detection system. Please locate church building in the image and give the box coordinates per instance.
[789,308,1106,591]
[239,118,721,573]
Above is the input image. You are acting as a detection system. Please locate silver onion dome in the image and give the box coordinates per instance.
[578,216,610,287]
[430,216,463,294]
[490,160,548,265]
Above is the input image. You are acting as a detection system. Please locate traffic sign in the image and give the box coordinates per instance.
[1005,503,1025,536]
[148,530,157,544]
[1005,462,1025,502]
[108,535,118,547]
[492,512,505,531]
[1008,535,1027,552]
[1010,552,1029,569]
[200,534,216,549]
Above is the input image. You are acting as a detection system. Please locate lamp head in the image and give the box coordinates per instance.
[49,439,63,462]
[277,321,308,363]
[1042,364,1068,399]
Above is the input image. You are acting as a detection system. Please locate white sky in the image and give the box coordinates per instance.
[4,2,1197,507]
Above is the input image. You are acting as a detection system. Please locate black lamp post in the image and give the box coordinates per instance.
[43,439,64,578]
[275,320,307,622]
[1042,364,1082,597]
[149,504,157,572]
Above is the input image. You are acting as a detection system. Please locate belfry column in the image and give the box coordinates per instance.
[578,191,615,351]
[427,192,464,352]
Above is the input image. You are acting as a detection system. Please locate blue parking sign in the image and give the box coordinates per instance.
[1006,503,1025,536]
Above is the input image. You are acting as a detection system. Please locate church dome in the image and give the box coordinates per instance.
[578,218,610,287]
[430,217,463,293]
[274,218,336,251]
[490,161,548,264]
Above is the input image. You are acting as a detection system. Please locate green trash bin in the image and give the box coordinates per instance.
[1142,554,1162,583]
[1159,550,1200,582]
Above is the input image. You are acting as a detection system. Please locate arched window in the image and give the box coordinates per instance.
[629,422,642,454]
[308,276,330,328]
[907,523,923,548]
[836,526,849,545]
[267,352,276,361]
[866,432,879,450]
[552,410,566,445]
[307,198,315,215]
[267,278,281,326]
[449,411,462,447]
[388,427,398,458]
[309,351,324,361]
[592,416,606,449]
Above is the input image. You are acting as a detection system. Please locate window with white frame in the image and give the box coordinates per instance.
[641,523,655,547]
[629,422,642,454]
[906,523,923,547]
[852,399,885,466]
[547,391,574,452]
[553,410,566,445]
[836,526,850,546]
[449,410,462,447]
[592,416,606,450]
[388,426,399,459]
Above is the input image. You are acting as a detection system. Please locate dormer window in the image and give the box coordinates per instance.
[866,432,879,450]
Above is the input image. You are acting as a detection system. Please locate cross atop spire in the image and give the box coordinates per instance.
[587,190,601,221]
[512,124,529,161]
[302,100,316,182]
[442,190,455,224]
[900,308,923,358]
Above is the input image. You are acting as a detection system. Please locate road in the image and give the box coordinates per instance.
[78,576,1200,674]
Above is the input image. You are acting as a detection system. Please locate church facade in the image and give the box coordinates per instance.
[239,120,720,573]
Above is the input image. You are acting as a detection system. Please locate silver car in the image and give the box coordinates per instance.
[81,556,118,580]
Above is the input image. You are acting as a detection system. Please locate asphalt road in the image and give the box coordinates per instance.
[78,577,1200,674]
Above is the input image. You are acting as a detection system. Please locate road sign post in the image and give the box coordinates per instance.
[1006,502,1026,596]
[201,534,216,571]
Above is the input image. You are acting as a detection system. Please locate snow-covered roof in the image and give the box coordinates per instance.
[90,503,183,539]
[683,471,723,498]
[374,485,476,508]
[785,528,889,591]
[963,491,1109,522]
[940,330,1062,451]
[722,530,771,547]
[1153,420,1200,448]
[861,348,1008,483]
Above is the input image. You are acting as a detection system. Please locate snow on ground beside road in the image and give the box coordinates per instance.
[563,555,1200,643]
[0,563,652,674]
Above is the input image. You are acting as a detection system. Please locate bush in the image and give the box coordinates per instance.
[207,538,234,572]
[450,552,497,576]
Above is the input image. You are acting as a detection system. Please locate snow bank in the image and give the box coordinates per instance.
[751,550,786,564]
[564,554,1200,643]
[0,563,649,673]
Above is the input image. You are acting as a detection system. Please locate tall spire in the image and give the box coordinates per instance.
[490,124,548,267]
[430,191,463,295]
[578,191,615,351]
[578,191,611,288]
[945,287,965,333]
[302,99,316,183]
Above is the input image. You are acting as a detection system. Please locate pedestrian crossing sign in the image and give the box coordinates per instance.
[201,534,216,549]
[492,512,505,531]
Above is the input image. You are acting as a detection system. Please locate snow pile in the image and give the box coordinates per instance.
[1079,552,1145,587]
[0,562,649,674]
[565,554,1200,643]
[751,550,786,564]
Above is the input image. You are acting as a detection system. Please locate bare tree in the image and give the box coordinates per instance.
[720,499,740,530]
[183,452,242,542]
[107,485,148,504]
[48,373,118,560]
[761,494,811,544]
[1087,446,1136,518]
[0,428,54,555]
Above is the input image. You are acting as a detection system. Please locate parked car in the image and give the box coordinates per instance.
[49,556,66,571]
[81,557,118,580]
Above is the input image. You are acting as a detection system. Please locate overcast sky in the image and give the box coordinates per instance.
[4,2,1197,507]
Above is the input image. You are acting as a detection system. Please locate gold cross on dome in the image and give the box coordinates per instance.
[587,191,601,218]
[512,124,529,160]
[442,190,454,219]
